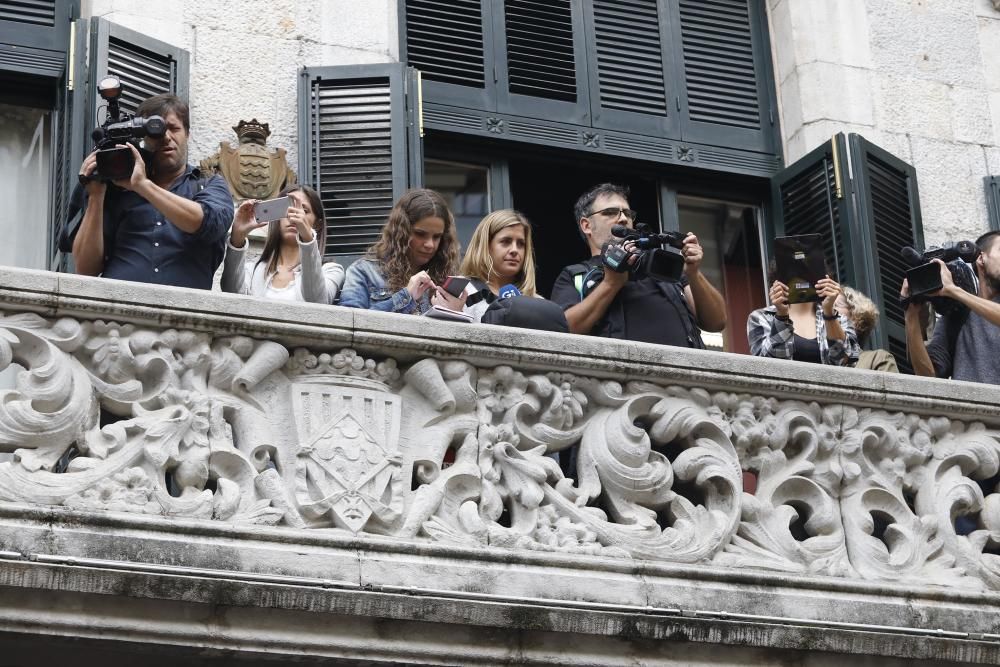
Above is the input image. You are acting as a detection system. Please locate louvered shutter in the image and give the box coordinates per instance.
[495,0,591,123]
[0,0,75,108]
[89,19,189,127]
[673,0,775,153]
[769,135,854,285]
[49,16,87,272]
[584,0,677,137]
[299,64,422,259]
[850,135,923,373]
[987,176,1000,232]
[403,0,496,110]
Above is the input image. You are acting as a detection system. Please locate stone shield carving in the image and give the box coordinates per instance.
[292,376,402,532]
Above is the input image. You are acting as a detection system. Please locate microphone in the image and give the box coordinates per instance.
[498,284,522,299]
[611,224,630,238]
[900,246,924,267]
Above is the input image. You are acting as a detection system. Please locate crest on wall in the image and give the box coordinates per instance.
[199,119,297,201]
[292,373,403,533]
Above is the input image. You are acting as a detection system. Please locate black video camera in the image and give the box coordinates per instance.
[602,223,687,282]
[89,75,165,182]
[900,241,979,315]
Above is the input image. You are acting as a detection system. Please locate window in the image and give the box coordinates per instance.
[402,0,780,176]
[424,159,490,251]
[770,133,924,372]
[677,195,764,352]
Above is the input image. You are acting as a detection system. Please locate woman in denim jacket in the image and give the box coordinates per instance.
[340,189,460,313]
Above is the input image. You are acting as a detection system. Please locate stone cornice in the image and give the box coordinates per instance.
[1,267,996,421]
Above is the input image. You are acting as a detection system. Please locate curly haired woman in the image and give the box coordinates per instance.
[339,189,460,314]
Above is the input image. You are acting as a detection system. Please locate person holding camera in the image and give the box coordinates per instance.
[73,94,233,289]
[550,183,726,347]
[902,231,1000,384]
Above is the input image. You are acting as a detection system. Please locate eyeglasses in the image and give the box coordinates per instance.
[587,206,638,223]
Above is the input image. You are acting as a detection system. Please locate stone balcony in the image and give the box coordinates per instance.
[0,265,998,666]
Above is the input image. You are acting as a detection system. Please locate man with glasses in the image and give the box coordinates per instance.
[550,183,727,347]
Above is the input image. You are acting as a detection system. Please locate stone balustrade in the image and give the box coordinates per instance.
[0,266,997,665]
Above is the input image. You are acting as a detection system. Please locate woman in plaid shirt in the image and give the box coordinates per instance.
[747,272,860,366]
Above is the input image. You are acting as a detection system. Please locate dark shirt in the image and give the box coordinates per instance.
[550,256,700,348]
[101,166,232,289]
[925,295,1000,385]
[791,333,822,364]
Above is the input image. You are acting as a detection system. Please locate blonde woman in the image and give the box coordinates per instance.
[838,285,899,372]
[458,209,538,321]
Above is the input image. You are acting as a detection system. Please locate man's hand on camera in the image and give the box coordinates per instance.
[78,151,106,197]
[112,143,149,192]
[930,258,957,298]
[681,232,703,276]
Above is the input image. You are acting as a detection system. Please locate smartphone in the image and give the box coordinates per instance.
[442,275,471,298]
[253,196,291,223]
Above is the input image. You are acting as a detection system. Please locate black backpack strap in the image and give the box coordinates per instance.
[655,279,705,349]
[465,278,496,307]
[564,262,594,300]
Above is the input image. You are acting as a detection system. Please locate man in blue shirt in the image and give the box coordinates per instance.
[73,94,232,290]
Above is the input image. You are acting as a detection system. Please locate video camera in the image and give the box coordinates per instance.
[601,223,687,282]
[88,75,165,182]
[900,241,979,315]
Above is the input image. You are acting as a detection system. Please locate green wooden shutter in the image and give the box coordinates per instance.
[298,64,422,258]
[495,0,591,123]
[673,0,775,153]
[584,0,676,137]
[49,16,87,272]
[89,18,189,126]
[0,0,76,108]
[769,135,854,285]
[987,176,1000,232]
[403,0,496,110]
[771,134,925,372]
[849,134,923,373]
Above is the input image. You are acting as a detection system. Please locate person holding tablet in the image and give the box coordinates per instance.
[747,260,859,366]
[221,185,345,304]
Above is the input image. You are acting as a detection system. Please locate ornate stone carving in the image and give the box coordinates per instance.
[1,312,999,591]
[199,119,297,202]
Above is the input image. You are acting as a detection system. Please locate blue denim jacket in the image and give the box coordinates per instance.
[339,258,431,314]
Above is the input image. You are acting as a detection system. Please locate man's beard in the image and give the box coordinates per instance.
[980,264,1000,296]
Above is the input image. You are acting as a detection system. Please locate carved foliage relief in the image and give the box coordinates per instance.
[0,314,998,590]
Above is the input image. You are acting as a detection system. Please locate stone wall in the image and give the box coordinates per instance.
[769,0,1000,244]
[81,0,399,170]
[0,266,998,664]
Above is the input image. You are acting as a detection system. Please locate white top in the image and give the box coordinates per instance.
[220,236,345,304]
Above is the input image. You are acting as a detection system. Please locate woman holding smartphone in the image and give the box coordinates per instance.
[221,185,345,304]
[339,189,460,313]
[457,209,538,322]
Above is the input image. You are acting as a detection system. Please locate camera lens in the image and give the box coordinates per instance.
[143,115,166,138]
